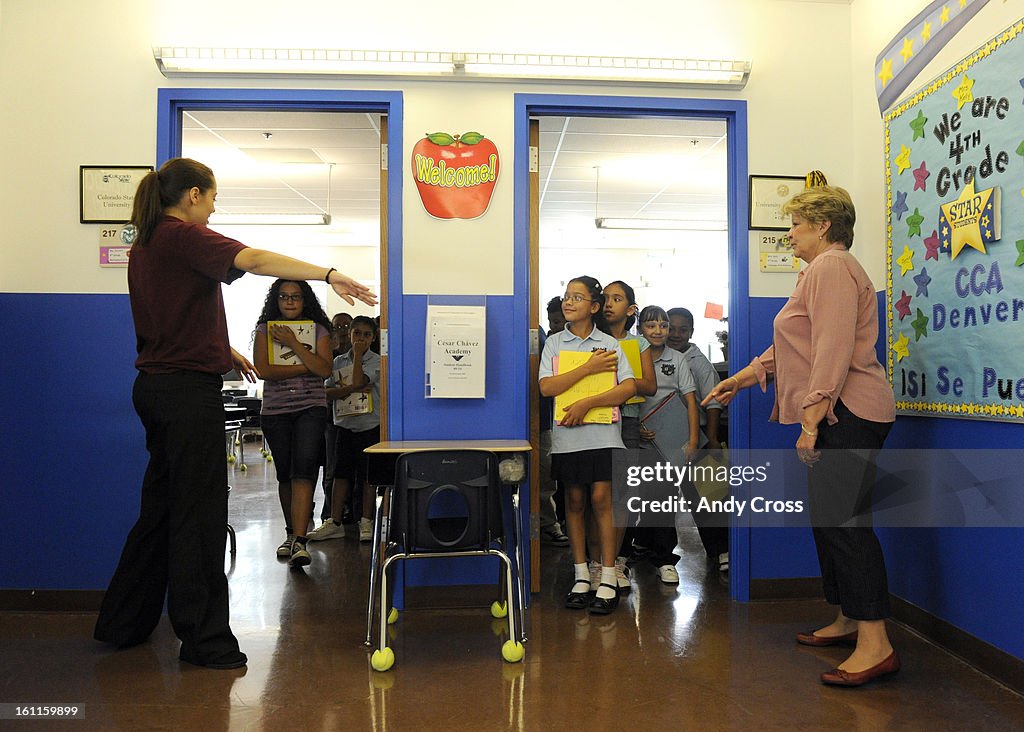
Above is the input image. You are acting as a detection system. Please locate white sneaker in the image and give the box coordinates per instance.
[288,539,311,568]
[359,518,374,542]
[614,556,632,593]
[276,534,295,558]
[718,552,729,573]
[657,564,680,584]
[308,520,345,541]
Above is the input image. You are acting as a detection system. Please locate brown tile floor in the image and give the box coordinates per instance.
[2,454,1023,730]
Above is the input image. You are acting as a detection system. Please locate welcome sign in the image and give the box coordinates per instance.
[885,18,1024,421]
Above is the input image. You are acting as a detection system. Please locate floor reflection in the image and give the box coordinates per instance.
[2,456,1023,729]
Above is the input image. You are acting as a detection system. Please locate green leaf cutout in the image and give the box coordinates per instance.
[1016,140,1024,157]
[426,132,456,146]
[459,131,485,145]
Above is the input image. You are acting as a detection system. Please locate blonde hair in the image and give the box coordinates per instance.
[781,185,856,249]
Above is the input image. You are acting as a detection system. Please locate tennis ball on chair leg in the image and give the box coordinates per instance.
[501,640,525,663]
[371,647,395,671]
[490,600,507,618]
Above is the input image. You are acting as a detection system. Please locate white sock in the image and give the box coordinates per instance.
[573,562,591,591]
[596,567,617,599]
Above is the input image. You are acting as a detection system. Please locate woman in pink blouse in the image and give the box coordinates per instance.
[705,185,898,688]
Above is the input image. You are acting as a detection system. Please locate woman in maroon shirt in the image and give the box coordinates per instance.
[94,158,376,670]
[705,185,899,688]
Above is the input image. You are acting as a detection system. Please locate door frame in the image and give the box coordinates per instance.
[156,88,405,437]
[513,93,751,601]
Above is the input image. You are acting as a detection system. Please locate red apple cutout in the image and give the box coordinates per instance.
[412,131,500,219]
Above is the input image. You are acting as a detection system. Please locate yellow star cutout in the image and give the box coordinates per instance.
[900,37,914,63]
[892,332,910,362]
[958,0,966,8]
[940,179,994,259]
[940,6,951,23]
[922,21,932,42]
[878,58,894,87]
[897,245,915,275]
[895,144,912,174]
[952,74,974,109]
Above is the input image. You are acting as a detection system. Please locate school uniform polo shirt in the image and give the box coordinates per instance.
[326,349,381,432]
[539,326,634,454]
[677,344,723,425]
[640,348,698,446]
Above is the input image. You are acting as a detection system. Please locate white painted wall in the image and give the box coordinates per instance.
[2,0,1017,299]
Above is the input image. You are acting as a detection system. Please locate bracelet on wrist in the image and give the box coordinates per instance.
[801,424,818,436]
[727,376,739,390]
[324,267,337,283]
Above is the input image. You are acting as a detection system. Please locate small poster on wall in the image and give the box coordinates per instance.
[411,131,499,220]
[80,166,152,223]
[426,304,486,398]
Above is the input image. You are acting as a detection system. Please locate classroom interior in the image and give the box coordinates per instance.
[2,0,1023,728]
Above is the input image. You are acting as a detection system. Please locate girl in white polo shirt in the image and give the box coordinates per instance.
[539,276,636,615]
[637,305,699,585]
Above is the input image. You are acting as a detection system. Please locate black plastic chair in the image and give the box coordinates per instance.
[370,450,524,671]
[233,397,268,467]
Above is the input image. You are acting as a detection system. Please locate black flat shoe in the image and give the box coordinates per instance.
[179,647,248,670]
[565,580,592,609]
[588,583,619,615]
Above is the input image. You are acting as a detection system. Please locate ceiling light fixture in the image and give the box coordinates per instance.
[209,213,331,226]
[153,48,455,76]
[153,47,750,87]
[595,218,727,231]
[457,54,750,87]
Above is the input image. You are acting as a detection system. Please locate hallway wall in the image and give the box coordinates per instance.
[1,0,1021,662]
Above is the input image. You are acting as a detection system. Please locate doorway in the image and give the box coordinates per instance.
[156,88,404,435]
[515,94,751,599]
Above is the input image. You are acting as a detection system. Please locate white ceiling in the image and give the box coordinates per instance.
[181,109,728,234]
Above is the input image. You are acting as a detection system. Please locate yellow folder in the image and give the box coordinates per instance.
[554,350,616,424]
[620,339,646,405]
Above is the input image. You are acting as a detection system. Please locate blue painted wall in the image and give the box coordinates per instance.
[0,293,147,589]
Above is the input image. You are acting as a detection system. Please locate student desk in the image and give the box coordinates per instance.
[363,440,532,646]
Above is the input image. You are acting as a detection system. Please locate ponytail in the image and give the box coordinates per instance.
[131,158,214,246]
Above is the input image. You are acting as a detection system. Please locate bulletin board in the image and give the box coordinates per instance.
[885,18,1024,421]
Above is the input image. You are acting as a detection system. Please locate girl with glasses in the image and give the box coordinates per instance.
[253,279,334,568]
[539,276,636,615]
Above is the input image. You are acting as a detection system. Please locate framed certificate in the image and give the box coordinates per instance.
[748,175,804,230]
[80,165,153,224]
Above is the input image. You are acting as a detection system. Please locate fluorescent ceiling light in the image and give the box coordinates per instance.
[209,213,331,226]
[153,48,750,87]
[458,54,750,87]
[154,48,455,76]
[596,218,726,231]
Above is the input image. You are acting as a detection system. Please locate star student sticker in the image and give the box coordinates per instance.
[939,179,1002,259]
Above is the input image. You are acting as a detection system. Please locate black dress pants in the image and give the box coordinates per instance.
[808,400,893,621]
[94,371,240,661]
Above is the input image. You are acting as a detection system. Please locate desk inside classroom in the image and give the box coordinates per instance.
[364,440,533,598]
